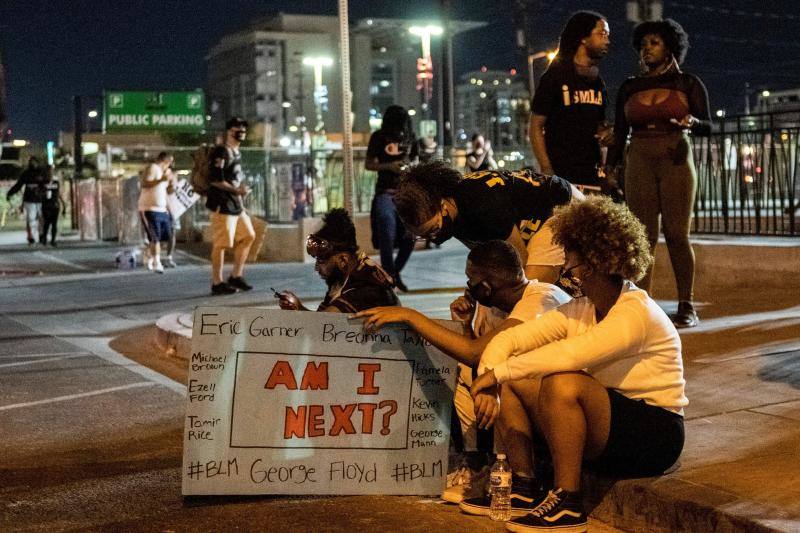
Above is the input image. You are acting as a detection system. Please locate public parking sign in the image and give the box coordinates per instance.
[104,91,205,133]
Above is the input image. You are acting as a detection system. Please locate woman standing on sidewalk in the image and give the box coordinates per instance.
[607,19,711,328]
[365,105,418,292]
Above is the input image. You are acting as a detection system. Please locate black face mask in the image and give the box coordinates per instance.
[431,214,455,245]
[556,264,585,298]
[467,279,493,307]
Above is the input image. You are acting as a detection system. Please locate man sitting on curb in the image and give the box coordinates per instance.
[354,240,570,504]
[277,208,399,313]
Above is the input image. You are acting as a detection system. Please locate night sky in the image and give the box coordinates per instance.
[2,0,799,142]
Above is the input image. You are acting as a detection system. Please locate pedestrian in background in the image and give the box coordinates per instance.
[465,133,497,172]
[206,117,255,295]
[137,152,175,273]
[607,19,711,328]
[6,156,47,245]
[365,105,418,293]
[529,11,613,193]
[40,166,65,246]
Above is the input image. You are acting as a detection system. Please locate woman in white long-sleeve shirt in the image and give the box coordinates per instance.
[471,196,687,533]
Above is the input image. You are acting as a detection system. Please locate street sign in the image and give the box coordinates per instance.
[182,307,458,496]
[103,91,205,133]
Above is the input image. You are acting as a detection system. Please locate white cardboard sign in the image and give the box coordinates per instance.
[167,178,199,219]
[182,307,458,496]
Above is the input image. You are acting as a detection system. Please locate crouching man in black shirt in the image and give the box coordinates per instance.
[395,161,578,284]
[277,208,399,313]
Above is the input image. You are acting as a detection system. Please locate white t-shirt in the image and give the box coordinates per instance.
[479,281,687,414]
[138,163,168,212]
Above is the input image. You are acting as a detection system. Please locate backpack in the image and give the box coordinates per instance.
[190,144,215,195]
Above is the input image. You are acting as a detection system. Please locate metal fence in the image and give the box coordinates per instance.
[692,109,799,236]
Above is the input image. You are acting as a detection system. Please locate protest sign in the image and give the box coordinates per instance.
[182,307,459,496]
[167,178,199,219]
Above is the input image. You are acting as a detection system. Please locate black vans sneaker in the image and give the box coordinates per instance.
[228,276,253,291]
[505,488,587,533]
[459,478,547,518]
[211,282,238,296]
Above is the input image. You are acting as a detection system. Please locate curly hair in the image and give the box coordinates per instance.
[632,19,690,65]
[315,208,358,253]
[395,161,462,227]
[550,196,652,281]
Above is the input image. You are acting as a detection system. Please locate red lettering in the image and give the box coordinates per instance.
[358,403,378,434]
[307,405,325,437]
[357,363,381,394]
[284,406,306,438]
[329,404,357,436]
[300,362,329,390]
[265,360,297,390]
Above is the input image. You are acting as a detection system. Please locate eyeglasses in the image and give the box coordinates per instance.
[306,234,334,260]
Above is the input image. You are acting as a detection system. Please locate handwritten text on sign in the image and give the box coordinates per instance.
[182,307,458,496]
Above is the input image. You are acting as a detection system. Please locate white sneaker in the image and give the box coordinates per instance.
[146,257,154,271]
[441,464,489,504]
[154,261,164,274]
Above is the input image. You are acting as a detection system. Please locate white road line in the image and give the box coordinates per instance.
[33,251,90,271]
[0,351,92,359]
[68,336,186,394]
[0,382,156,411]
[0,354,91,368]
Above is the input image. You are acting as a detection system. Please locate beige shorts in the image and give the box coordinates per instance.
[210,210,255,250]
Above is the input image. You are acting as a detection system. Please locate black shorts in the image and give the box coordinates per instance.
[588,389,684,478]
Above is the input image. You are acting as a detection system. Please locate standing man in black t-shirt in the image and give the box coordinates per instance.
[206,117,256,295]
[529,11,613,191]
[395,161,575,284]
[365,105,418,292]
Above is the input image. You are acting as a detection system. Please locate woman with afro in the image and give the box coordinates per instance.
[470,196,687,533]
[607,18,711,328]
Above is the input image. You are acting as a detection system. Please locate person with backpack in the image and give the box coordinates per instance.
[204,117,255,295]
[7,156,47,245]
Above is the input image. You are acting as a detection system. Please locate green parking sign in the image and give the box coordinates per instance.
[104,91,206,133]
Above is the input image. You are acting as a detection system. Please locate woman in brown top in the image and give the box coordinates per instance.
[607,19,711,328]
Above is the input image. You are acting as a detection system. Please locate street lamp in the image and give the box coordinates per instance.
[409,25,443,120]
[302,56,333,143]
[527,49,557,99]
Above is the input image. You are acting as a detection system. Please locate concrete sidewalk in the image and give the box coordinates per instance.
[1,233,799,531]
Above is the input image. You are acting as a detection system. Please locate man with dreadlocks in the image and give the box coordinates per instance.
[529,11,613,193]
[277,208,399,313]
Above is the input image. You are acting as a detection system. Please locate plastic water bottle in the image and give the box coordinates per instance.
[489,453,512,521]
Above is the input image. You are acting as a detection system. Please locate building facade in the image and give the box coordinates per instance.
[206,13,484,145]
[455,69,531,151]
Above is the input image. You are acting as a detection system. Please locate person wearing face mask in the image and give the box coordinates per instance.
[354,240,569,505]
[206,117,256,296]
[395,160,578,285]
[276,208,399,313]
[470,196,686,532]
[607,19,711,328]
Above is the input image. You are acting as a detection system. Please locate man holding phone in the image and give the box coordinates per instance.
[207,117,256,295]
[277,208,399,313]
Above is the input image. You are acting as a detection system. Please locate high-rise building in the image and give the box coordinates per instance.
[455,69,531,151]
[206,13,484,144]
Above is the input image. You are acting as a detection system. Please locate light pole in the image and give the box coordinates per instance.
[409,25,443,121]
[302,56,333,143]
[527,50,557,100]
